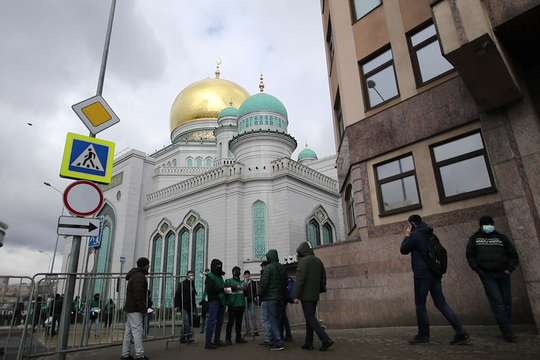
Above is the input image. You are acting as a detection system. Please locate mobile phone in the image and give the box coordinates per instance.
[409,222,416,231]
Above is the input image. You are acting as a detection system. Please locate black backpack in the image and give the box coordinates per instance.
[421,232,448,276]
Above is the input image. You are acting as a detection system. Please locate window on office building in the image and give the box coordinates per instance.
[408,22,454,86]
[375,154,421,216]
[430,131,496,203]
[351,0,382,21]
[326,20,335,65]
[361,47,399,109]
[335,91,344,140]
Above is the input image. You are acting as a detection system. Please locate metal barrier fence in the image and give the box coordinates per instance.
[0,272,319,358]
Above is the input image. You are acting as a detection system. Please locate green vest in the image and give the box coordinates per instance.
[225,277,245,307]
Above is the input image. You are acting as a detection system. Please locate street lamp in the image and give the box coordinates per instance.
[38,250,52,273]
[44,182,65,274]
[367,80,385,103]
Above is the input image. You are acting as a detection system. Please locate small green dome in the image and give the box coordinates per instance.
[238,93,287,119]
[218,106,238,118]
[298,148,318,160]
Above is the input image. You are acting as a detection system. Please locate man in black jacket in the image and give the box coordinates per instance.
[174,270,197,343]
[466,215,519,342]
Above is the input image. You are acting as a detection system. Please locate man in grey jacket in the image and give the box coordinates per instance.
[293,242,333,351]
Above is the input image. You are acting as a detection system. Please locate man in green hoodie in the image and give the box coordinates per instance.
[294,241,333,351]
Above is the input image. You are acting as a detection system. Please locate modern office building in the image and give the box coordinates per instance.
[316,0,540,331]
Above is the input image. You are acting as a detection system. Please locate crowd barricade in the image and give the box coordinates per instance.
[1,271,178,359]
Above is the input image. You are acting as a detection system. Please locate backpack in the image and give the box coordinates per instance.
[286,276,295,303]
[422,232,448,276]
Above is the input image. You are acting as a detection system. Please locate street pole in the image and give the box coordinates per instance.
[43,182,65,273]
[38,251,52,273]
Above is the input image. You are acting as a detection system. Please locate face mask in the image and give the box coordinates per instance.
[188,276,194,281]
[233,271,240,277]
[482,225,495,234]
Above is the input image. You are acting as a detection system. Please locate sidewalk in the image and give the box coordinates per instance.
[56,324,539,360]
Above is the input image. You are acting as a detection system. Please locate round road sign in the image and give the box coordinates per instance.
[63,180,104,216]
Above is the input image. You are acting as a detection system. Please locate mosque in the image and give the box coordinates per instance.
[64,65,343,304]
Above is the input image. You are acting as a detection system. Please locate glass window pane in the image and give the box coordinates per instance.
[353,0,382,20]
[417,41,454,83]
[433,133,483,162]
[377,155,414,180]
[380,175,420,211]
[439,156,492,196]
[363,49,393,74]
[411,24,436,47]
[366,66,398,107]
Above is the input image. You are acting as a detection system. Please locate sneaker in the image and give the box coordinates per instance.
[269,343,284,351]
[205,343,217,349]
[409,335,429,345]
[236,337,248,343]
[449,334,471,345]
[319,340,334,351]
[259,340,272,346]
[226,339,233,346]
[504,331,518,342]
[301,344,314,350]
[121,356,135,360]
[214,340,227,347]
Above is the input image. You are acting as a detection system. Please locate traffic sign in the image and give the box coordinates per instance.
[72,95,120,135]
[57,216,101,237]
[88,216,104,247]
[60,132,115,184]
[63,181,104,216]
[120,256,126,264]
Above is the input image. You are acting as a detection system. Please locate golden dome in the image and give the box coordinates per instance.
[169,78,251,133]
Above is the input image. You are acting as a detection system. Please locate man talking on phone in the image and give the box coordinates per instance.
[400,214,470,345]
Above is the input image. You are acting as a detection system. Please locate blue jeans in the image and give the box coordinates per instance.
[301,301,330,345]
[261,301,273,342]
[244,301,258,333]
[181,309,192,341]
[478,271,512,333]
[265,301,283,345]
[414,278,467,339]
[205,301,224,345]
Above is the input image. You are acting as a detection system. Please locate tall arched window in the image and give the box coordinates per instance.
[309,220,319,247]
[93,224,110,295]
[177,229,189,277]
[164,232,175,307]
[193,226,206,304]
[253,201,267,259]
[206,158,212,167]
[172,159,177,166]
[151,235,163,302]
[307,206,335,247]
[323,224,333,244]
[196,158,203,167]
[187,158,193,167]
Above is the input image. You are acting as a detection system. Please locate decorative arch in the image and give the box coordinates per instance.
[92,202,116,298]
[186,157,193,167]
[305,206,335,247]
[252,200,267,259]
[149,219,176,306]
[196,157,203,167]
[205,157,213,167]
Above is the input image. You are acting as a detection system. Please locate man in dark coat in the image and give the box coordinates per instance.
[121,257,150,360]
[258,249,287,351]
[401,214,469,345]
[466,215,519,342]
[174,270,197,343]
[293,241,333,351]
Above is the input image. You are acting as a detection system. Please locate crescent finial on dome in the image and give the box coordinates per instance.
[259,71,265,93]
[305,141,309,148]
[215,56,222,79]
[229,97,233,107]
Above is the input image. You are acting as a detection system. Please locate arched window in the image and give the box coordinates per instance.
[219,143,223,158]
[91,204,116,299]
[151,235,163,302]
[206,158,212,167]
[323,223,333,245]
[309,220,320,247]
[187,158,193,167]
[345,185,356,231]
[193,225,206,304]
[306,206,335,247]
[196,158,203,167]
[172,159,177,166]
[167,161,171,166]
[177,229,189,277]
[253,201,267,259]
[93,224,110,295]
[164,232,175,307]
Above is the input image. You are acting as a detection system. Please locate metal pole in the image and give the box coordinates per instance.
[43,182,65,273]
[95,0,117,98]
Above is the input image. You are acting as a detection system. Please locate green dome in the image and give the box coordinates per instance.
[298,148,318,160]
[218,106,238,118]
[238,93,287,119]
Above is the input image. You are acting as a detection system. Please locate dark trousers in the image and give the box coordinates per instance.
[226,307,245,340]
[104,313,114,327]
[51,312,61,335]
[281,302,292,338]
[205,301,225,345]
[301,301,330,345]
[478,271,512,333]
[414,278,467,339]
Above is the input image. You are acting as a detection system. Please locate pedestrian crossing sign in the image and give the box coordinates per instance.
[60,133,115,184]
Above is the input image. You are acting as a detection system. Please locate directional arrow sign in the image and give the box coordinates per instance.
[57,216,101,237]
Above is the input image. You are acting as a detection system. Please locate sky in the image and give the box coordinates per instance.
[0,0,335,279]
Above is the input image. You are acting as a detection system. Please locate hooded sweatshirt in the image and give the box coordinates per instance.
[400,222,437,279]
[258,249,287,301]
[466,229,519,273]
[295,241,326,301]
[204,259,227,305]
[124,267,149,314]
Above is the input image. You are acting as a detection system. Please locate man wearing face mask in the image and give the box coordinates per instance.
[225,266,248,345]
[466,215,519,342]
[175,270,197,343]
[203,259,241,349]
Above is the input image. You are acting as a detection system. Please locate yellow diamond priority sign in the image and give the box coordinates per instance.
[72,95,120,135]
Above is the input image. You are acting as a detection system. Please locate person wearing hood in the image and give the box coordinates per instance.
[401,214,469,346]
[203,259,241,349]
[88,293,101,337]
[225,266,248,345]
[466,215,519,342]
[294,241,333,351]
[258,249,287,351]
[174,270,197,343]
[121,257,150,360]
